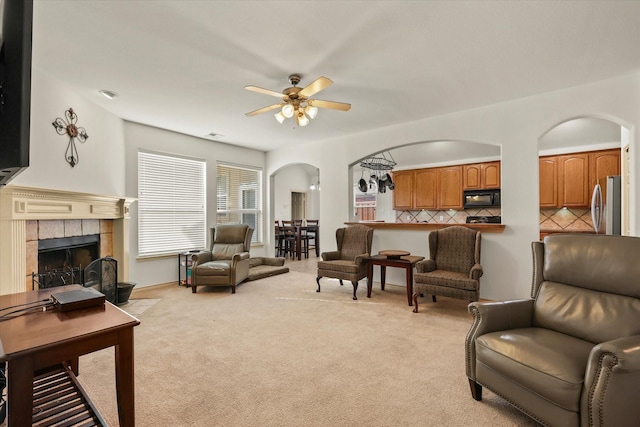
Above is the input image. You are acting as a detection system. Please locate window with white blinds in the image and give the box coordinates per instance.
[216,163,262,244]
[138,150,206,257]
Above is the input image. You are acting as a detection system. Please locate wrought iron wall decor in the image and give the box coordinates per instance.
[52,107,89,167]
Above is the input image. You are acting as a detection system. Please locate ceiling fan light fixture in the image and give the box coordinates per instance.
[245,75,350,128]
[297,113,310,127]
[306,105,318,119]
[282,104,294,118]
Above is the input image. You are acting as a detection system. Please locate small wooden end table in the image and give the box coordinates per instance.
[367,251,425,306]
[0,284,140,426]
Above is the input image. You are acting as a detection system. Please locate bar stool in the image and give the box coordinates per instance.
[280,225,298,258]
[305,219,318,256]
[274,220,284,256]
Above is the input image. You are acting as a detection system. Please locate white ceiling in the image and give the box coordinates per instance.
[33,1,640,165]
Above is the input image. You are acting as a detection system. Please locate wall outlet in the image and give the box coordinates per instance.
[439,215,444,221]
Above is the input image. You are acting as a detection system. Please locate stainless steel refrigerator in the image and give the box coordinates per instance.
[591,175,621,235]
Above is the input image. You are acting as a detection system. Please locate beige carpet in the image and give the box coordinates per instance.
[77,270,540,426]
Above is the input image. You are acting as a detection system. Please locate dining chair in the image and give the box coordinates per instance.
[305,219,319,256]
[274,220,284,257]
[280,225,298,258]
[292,219,311,257]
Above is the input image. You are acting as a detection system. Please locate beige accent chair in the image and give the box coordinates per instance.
[191,224,253,294]
[466,234,640,426]
[412,226,482,313]
[316,225,373,300]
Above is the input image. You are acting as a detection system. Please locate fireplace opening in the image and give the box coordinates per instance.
[35,235,100,289]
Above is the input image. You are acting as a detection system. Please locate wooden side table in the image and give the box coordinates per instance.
[0,285,140,427]
[367,251,425,306]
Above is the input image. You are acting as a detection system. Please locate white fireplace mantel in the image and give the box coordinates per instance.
[0,186,136,295]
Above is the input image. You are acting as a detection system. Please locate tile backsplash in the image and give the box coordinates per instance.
[394,207,595,232]
[395,208,501,224]
[539,208,594,231]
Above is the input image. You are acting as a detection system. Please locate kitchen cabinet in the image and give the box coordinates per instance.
[539,149,620,208]
[392,166,462,210]
[463,161,500,190]
[437,166,463,210]
[414,168,438,209]
[539,156,558,208]
[558,153,589,207]
[589,149,620,188]
[392,170,414,210]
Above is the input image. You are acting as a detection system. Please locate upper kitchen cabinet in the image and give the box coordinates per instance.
[463,161,500,190]
[539,156,558,208]
[392,166,462,210]
[392,170,414,210]
[414,168,438,209]
[538,148,620,208]
[438,166,463,210]
[589,149,620,188]
[558,153,589,207]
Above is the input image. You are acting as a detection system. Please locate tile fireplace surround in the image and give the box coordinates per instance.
[0,186,135,295]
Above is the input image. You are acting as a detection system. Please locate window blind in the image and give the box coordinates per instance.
[216,163,262,244]
[138,151,206,257]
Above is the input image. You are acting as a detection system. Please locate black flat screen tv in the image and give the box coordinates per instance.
[0,0,32,186]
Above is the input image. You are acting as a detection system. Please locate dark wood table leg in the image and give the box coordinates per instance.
[367,260,373,298]
[296,227,302,260]
[406,264,413,306]
[380,266,386,291]
[115,327,135,427]
[8,355,34,426]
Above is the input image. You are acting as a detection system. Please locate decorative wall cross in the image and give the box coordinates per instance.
[52,107,89,167]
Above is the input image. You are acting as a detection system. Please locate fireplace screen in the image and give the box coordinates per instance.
[34,234,99,289]
[83,257,118,305]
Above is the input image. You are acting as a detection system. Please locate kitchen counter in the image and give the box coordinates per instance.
[539,229,596,234]
[345,221,505,233]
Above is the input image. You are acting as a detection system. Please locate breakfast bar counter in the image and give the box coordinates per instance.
[344,221,505,233]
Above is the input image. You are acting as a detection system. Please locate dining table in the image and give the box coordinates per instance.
[294,224,319,260]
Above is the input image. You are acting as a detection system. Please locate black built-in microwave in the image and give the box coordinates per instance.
[463,189,501,209]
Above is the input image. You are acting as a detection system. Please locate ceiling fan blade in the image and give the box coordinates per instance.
[299,76,333,98]
[244,85,284,98]
[310,99,351,111]
[245,103,285,116]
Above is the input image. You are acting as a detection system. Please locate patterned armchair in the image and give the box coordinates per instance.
[191,224,253,294]
[316,225,373,300]
[412,226,482,313]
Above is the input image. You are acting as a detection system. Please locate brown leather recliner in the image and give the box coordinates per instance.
[466,234,640,426]
[191,224,253,294]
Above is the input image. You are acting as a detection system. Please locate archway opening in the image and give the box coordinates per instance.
[538,117,628,237]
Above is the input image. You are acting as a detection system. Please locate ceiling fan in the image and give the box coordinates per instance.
[244,74,351,126]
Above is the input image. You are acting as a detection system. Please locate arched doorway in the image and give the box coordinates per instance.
[271,163,320,257]
[538,117,629,238]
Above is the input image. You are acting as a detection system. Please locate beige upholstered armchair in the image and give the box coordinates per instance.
[466,234,640,426]
[412,226,482,312]
[316,225,373,300]
[191,224,253,294]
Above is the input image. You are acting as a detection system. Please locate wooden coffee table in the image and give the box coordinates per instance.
[367,251,425,305]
